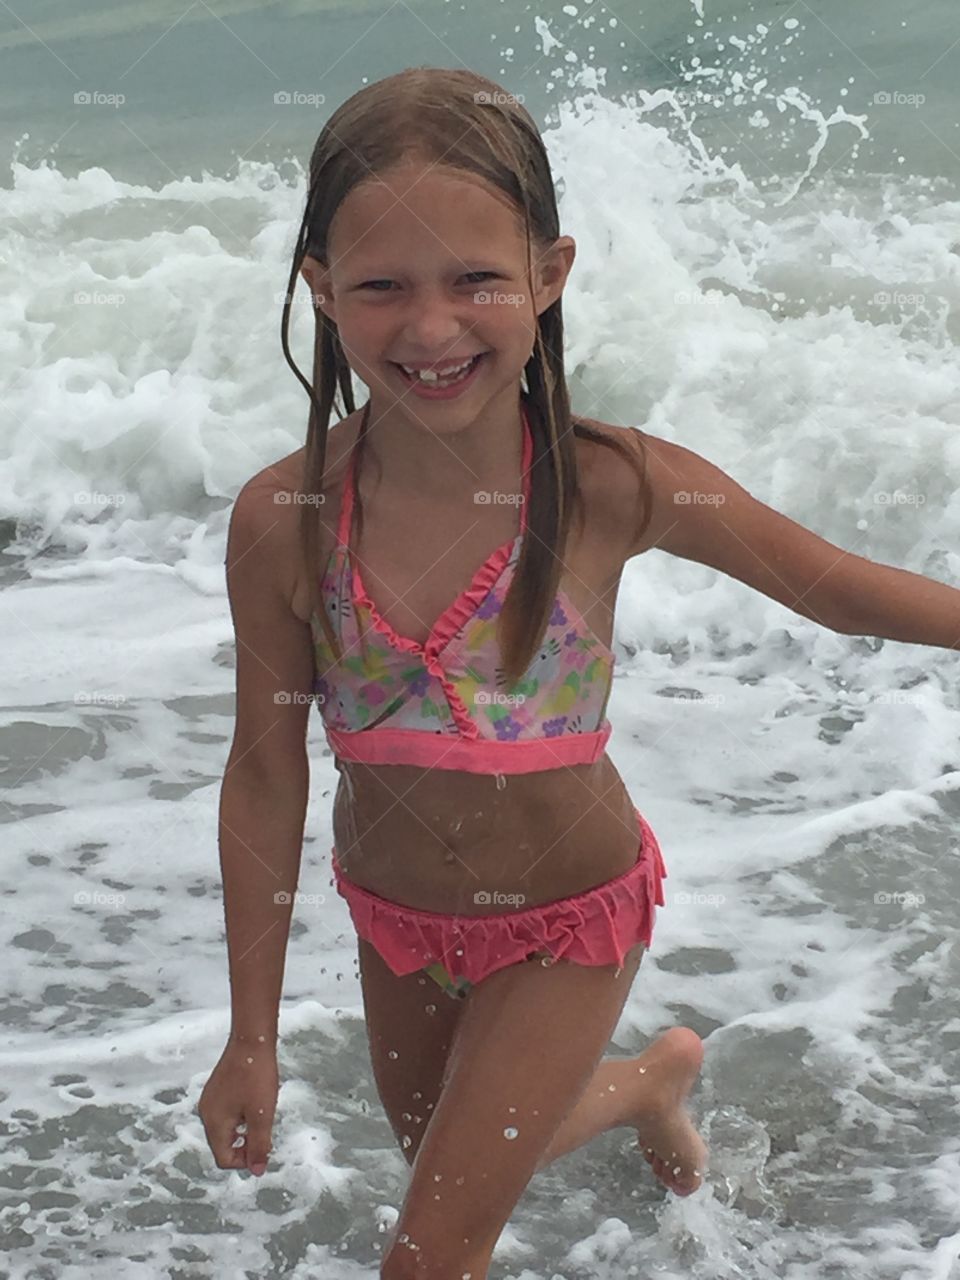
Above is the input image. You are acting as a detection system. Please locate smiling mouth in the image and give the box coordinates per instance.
[391,352,488,386]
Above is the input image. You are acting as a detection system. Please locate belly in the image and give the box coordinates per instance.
[330,756,642,914]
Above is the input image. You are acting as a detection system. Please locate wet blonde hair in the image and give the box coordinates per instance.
[280,66,651,687]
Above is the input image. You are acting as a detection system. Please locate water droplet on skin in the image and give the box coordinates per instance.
[608,1085,617,1091]
[425,1003,437,1015]
[401,1136,412,1149]
[245,1057,253,1065]
[388,1050,399,1059]
[455,1176,465,1185]
[503,1126,519,1140]
[434,1173,442,1181]
[508,1106,516,1113]
[412,1091,422,1100]
[495,773,507,791]
[638,1066,647,1073]
[402,1112,411,1121]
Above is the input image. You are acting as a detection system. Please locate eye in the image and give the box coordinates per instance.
[358,280,394,291]
[463,271,497,283]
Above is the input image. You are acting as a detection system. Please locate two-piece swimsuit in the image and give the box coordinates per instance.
[310,399,667,999]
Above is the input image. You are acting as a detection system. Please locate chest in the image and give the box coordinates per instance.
[348,481,625,654]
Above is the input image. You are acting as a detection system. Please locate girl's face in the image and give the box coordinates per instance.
[300,159,574,417]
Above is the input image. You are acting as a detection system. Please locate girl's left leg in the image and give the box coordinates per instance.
[380,943,645,1280]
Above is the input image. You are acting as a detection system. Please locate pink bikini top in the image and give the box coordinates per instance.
[309,402,615,775]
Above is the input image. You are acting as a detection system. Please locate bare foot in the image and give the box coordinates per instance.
[627,1027,708,1196]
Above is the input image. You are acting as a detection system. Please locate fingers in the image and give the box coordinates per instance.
[243,1118,274,1176]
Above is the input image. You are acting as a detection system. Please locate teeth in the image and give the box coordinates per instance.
[400,356,477,383]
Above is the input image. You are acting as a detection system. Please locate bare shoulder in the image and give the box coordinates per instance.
[233,414,361,614]
[573,417,652,556]
[575,418,698,560]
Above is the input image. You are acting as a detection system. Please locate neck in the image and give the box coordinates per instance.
[359,387,528,499]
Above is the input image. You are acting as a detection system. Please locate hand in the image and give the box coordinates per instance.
[198,1037,279,1176]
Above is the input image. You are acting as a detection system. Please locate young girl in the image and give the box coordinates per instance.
[198,67,960,1280]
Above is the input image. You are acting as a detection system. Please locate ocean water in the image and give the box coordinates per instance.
[2,1,960,1277]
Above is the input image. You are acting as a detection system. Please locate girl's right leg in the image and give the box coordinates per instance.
[356,936,467,1167]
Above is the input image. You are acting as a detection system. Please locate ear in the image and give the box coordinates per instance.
[532,235,575,318]
[299,254,337,324]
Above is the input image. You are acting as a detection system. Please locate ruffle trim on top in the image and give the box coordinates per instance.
[331,809,667,985]
[348,539,521,738]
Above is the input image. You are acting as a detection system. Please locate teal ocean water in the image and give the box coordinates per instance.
[2,3,960,1276]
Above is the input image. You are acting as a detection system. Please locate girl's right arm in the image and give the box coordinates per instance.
[199,476,316,1175]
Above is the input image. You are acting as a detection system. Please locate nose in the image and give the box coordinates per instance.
[401,285,472,350]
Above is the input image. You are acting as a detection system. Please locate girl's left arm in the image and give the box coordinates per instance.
[624,431,960,651]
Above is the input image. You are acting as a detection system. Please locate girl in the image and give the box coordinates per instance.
[198,68,960,1280]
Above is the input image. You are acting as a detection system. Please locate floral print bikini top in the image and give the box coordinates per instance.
[309,402,615,775]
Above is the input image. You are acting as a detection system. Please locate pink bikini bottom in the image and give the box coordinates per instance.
[331,808,668,1000]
